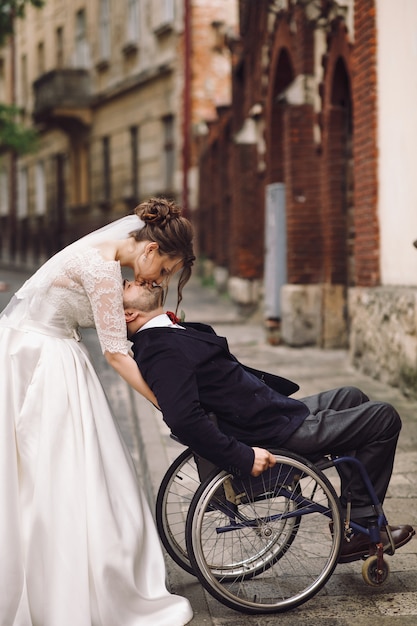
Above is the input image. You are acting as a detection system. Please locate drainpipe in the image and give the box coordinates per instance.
[182,0,191,218]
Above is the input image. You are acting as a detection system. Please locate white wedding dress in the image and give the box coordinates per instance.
[0,217,193,626]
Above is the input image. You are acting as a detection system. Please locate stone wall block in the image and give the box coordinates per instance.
[281,284,322,346]
[228,276,262,315]
[322,284,348,349]
[349,286,417,397]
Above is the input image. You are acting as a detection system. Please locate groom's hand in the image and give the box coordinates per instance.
[250,447,276,476]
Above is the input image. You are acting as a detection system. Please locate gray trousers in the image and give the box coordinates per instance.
[283,386,402,519]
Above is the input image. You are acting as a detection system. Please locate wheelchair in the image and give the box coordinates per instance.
[156,443,396,614]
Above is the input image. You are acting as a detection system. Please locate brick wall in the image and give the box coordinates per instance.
[352,0,379,286]
[265,18,294,186]
[293,3,315,76]
[320,19,353,286]
[197,0,378,299]
[215,114,233,269]
[283,104,322,284]
[239,0,267,117]
[190,1,237,166]
[197,108,233,269]
[229,142,264,278]
[322,105,350,284]
[224,1,269,288]
[197,134,215,258]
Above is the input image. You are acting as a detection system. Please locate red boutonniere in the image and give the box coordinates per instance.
[166,311,180,324]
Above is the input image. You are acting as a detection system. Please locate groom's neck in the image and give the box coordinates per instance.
[128,309,164,335]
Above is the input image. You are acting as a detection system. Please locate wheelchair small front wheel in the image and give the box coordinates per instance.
[362,555,390,586]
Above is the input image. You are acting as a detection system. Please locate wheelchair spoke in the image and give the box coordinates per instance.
[186,451,342,614]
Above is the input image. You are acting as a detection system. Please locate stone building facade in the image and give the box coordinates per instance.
[0,0,237,265]
[198,0,417,397]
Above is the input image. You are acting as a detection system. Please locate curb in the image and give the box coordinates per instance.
[131,391,214,625]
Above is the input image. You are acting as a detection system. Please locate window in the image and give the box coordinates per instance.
[154,0,175,34]
[35,161,46,216]
[161,0,175,24]
[37,42,45,76]
[130,126,139,202]
[75,9,90,68]
[127,0,140,43]
[162,115,174,191]
[99,0,111,60]
[56,26,64,68]
[102,136,111,205]
[0,167,8,217]
[17,166,28,219]
[20,54,28,103]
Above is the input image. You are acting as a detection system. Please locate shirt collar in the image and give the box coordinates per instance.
[139,313,185,332]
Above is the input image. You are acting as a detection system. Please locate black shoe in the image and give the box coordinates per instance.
[338,524,415,563]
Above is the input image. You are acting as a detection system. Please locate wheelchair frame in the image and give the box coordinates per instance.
[156,446,395,614]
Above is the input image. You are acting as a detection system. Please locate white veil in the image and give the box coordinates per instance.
[0,214,143,325]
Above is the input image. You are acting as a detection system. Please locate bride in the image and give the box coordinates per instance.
[0,198,195,626]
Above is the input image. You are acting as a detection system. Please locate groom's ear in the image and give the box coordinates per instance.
[124,309,141,323]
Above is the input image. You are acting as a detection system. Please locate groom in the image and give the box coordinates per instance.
[123,280,415,562]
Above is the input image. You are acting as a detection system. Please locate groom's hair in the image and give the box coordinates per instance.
[125,285,165,313]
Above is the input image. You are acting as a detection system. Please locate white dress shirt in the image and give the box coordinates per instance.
[139,313,185,332]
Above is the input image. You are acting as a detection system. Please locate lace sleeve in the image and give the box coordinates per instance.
[78,252,130,355]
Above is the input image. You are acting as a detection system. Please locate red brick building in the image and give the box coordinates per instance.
[197,0,380,348]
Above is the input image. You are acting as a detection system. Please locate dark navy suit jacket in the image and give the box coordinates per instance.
[131,322,309,476]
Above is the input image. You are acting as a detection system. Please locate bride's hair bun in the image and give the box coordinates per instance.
[131,196,194,312]
[135,197,181,228]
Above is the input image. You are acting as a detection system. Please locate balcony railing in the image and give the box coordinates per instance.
[33,69,92,128]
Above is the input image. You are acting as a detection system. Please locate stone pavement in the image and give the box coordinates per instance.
[131,275,417,626]
[2,267,417,625]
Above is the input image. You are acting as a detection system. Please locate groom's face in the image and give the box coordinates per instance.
[122,280,163,313]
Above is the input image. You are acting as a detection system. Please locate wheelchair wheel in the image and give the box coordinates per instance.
[185,450,343,614]
[156,448,199,575]
[362,555,390,587]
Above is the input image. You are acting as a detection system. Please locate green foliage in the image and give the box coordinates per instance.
[0,0,44,46]
[0,2,44,153]
[0,103,38,154]
[399,363,417,399]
